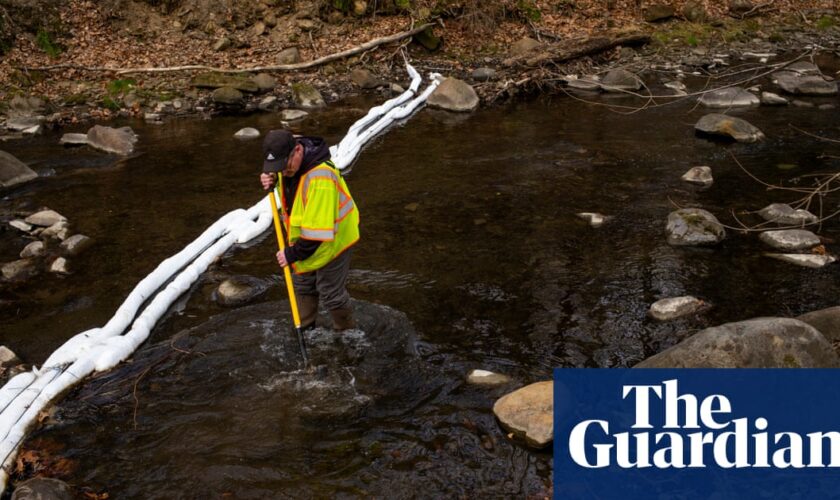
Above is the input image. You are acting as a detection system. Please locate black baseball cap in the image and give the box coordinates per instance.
[262,129,296,173]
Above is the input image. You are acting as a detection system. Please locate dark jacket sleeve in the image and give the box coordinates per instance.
[284,239,321,264]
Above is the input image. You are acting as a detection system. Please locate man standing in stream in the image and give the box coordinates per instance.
[259,129,360,331]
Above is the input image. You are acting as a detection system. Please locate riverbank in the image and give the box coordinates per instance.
[0,0,838,131]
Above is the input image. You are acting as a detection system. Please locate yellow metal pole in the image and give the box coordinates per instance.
[268,189,309,367]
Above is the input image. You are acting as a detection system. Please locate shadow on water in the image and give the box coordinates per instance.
[2,63,840,494]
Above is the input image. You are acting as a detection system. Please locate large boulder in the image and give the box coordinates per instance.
[758,229,820,251]
[599,69,642,92]
[493,381,553,448]
[666,208,726,246]
[192,73,259,93]
[291,82,326,108]
[797,307,840,343]
[695,113,764,143]
[86,125,138,155]
[698,87,759,108]
[758,203,817,226]
[0,150,37,188]
[427,78,479,112]
[636,318,840,368]
[11,477,73,500]
[773,72,838,96]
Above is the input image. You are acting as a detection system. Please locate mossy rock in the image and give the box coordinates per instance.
[192,72,259,93]
[413,26,441,51]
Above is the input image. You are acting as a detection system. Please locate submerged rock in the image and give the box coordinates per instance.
[0,150,37,188]
[493,381,553,448]
[60,234,93,256]
[695,113,764,142]
[20,241,45,258]
[636,318,840,368]
[698,87,758,108]
[41,220,70,240]
[649,296,707,321]
[427,78,479,112]
[24,209,65,227]
[466,369,511,386]
[214,276,271,307]
[9,220,33,233]
[765,253,836,268]
[681,166,713,187]
[576,212,609,228]
[234,127,261,140]
[280,109,309,121]
[49,256,70,274]
[1,259,37,281]
[60,133,89,146]
[758,203,817,226]
[758,229,820,251]
[666,208,726,246]
[11,477,73,500]
[567,75,601,91]
[87,125,138,155]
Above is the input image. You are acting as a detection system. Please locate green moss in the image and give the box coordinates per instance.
[36,29,61,58]
[63,93,89,106]
[100,96,121,111]
[783,354,800,368]
[816,15,836,30]
[107,78,137,96]
[516,0,541,22]
[768,32,785,43]
[652,22,714,47]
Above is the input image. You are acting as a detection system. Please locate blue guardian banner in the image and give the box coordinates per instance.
[553,369,840,499]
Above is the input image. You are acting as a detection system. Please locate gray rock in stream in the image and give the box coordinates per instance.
[467,369,511,386]
[760,91,789,105]
[60,133,89,146]
[427,78,479,112]
[213,276,271,307]
[758,229,820,251]
[666,208,726,246]
[636,318,840,368]
[681,166,713,187]
[698,87,758,108]
[765,253,836,268]
[87,125,138,155]
[60,234,93,256]
[234,127,261,140]
[797,306,840,344]
[493,381,553,448]
[695,113,764,142]
[758,203,817,226]
[649,296,707,321]
[24,209,66,227]
[0,150,37,188]
[773,71,838,96]
[1,259,37,281]
[599,69,642,92]
[20,241,45,258]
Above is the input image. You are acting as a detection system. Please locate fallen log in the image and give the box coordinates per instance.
[504,31,650,68]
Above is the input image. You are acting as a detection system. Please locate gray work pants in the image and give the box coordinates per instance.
[292,248,353,311]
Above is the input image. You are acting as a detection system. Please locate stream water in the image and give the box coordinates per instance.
[2,65,840,496]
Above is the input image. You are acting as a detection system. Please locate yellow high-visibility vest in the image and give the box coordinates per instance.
[278,161,360,273]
